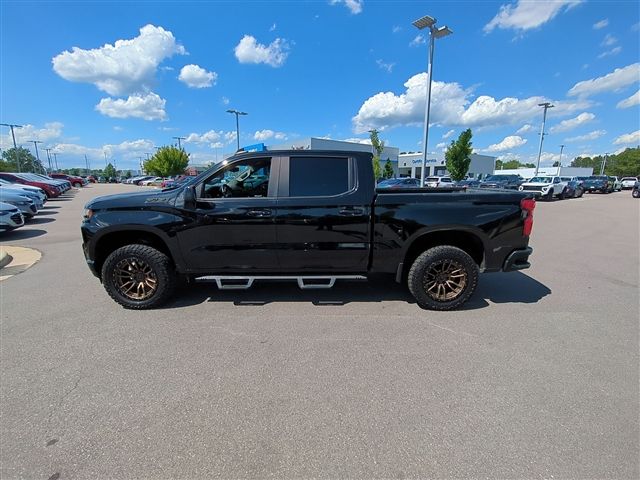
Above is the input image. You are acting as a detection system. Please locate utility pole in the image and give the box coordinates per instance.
[226,109,248,151]
[534,102,554,176]
[173,136,186,149]
[45,148,53,172]
[558,144,565,174]
[29,140,43,173]
[52,153,59,171]
[84,154,90,175]
[139,156,145,174]
[600,153,609,175]
[1,123,23,172]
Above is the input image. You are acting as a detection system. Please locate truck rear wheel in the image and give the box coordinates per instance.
[407,246,479,311]
[101,244,176,309]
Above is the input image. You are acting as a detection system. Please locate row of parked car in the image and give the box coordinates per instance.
[0,172,80,232]
[124,174,192,188]
[378,174,639,200]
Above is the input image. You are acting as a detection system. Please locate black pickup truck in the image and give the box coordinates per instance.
[81,150,535,310]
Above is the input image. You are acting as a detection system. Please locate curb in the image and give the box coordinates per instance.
[0,246,42,281]
[0,251,12,269]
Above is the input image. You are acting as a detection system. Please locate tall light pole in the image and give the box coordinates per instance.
[29,140,43,173]
[1,123,23,172]
[44,147,53,172]
[558,144,565,174]
[412,15,452,185]
[226,109,248,151]
[534,102,554,176]
[173,136,186,149]
[52,152,59,171]
[600,153,609,175]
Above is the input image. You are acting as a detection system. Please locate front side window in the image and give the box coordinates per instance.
[201,157,271,199]
[289,156,349,197]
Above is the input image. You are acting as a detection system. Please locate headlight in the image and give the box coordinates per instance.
[83,208,93,220]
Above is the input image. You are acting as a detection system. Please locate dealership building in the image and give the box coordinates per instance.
[398,152,496,179]
[496,166,593,178]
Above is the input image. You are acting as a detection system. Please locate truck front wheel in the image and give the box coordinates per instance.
[101,244,176,309]
[407,246,479,311]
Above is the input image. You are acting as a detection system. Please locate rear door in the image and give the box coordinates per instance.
[275,154,370,273]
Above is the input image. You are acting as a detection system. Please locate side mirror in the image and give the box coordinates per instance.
[184,185,196,210]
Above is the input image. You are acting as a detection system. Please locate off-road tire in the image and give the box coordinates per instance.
[407,245,479,311]
[544,190,554,201]
[559,188,567,200]
[102,244,176,309]
[633,189,640,198]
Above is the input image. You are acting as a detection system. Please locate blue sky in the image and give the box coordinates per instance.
[1,0,639,170]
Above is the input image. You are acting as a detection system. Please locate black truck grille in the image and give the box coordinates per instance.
[10,213,23,224]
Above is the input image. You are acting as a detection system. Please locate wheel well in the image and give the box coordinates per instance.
[94,230,173,277]
[403,230,484,278]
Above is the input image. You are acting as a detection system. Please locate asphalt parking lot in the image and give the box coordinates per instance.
[1,184,638,479]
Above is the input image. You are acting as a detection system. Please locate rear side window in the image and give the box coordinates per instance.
[289,156,349,197]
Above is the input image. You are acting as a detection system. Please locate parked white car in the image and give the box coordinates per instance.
[140,177,162,186]
[424,176,454,188]
[0,202,25,232]
[620,177,638,189]
[519,176,569,200]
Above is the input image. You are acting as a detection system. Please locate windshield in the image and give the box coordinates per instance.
[484,175,507,181]
[529,177,552,183]
[425,177,439,182]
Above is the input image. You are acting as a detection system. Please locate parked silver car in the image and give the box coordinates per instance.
[0,202,25,231]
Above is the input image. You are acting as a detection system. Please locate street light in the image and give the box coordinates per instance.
[28,140,43,173]
[412,15,453,186]
[173,136,186,149]
[534,102,554,176]
[226,109,248,151]
[558,144,565,174]
[1,123,23,172]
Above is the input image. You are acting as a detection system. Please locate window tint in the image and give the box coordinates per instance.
[201,157,271,199]
[289,156,349,197]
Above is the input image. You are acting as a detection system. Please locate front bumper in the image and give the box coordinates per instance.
[503,247,533,272]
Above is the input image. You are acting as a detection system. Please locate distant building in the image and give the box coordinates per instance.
[398,152,495,179]
[184,164,211,175]
[495,166,593,178]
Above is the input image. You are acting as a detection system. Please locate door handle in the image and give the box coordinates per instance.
[247,209,273,217]
[338,207,365,216]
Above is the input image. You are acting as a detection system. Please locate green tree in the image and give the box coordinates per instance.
[144,146,190,177]
[570,148,639,177]
[383,159,394,179]
[1,147,45,173]
[125,170,132,179]
[369,129,384,181]
[445,129,473,181]
[104,163,117,178]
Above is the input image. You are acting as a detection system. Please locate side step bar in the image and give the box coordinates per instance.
[194,275,367,290]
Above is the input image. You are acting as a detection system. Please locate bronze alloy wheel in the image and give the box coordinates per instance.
[422,259,468,301]
[113,257,158,301]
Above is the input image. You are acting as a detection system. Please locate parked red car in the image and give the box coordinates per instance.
[0,172,61,198]
[50,173,86,187]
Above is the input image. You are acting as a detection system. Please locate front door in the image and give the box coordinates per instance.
[275,155,370,273]
[177,156,280,273]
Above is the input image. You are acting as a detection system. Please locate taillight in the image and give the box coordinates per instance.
[521,197,535,237]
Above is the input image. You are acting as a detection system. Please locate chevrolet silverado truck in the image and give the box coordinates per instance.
[81,150,535,311]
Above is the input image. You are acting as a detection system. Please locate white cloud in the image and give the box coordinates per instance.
[442,129,455,139]
[221,96,230,105]
[409,34,426,47]
[565,130,606,142]
[484,135,527,152]
[352,72,591,133]
[549,112,595,133]
[484,0,582,33]
[269,23,277,32]
[376,59,395,73]
[224,131,237,144]
[392,25,402,33]
[113,126,123,131]
[593,19,609,29]
[436,142,447,149]
[52,138,155,161]
[568,63,640,97]
[95,92,167,121]
[185,130,222,145]
[598,46,622,59]
[274,132,287,140]
[617,89,640,109]
[253,129,287,141]
[52,24,186,96]
[178,64,217,88]
[516,124,535,134]
[234,35,290,67]
[601,33,617,47]
[329,0,363,15]
[613,130,640,145]
[0,122,64,150]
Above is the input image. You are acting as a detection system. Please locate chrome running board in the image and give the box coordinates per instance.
[194,275,366,290]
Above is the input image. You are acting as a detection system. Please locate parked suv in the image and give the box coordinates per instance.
[579,176,612,193]
[621,177,638,189]
[519,176,569,200]
[479,174,524,190]
[424,176,453,188]
[51,173,86,187]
